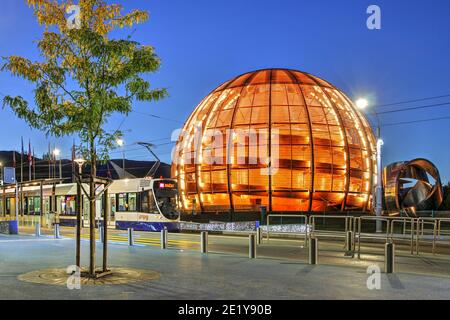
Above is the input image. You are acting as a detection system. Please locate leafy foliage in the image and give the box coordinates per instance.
[2,0,167,168]
[439,183,450,211]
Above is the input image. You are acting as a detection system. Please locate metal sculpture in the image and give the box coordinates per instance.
[383,158,443,216]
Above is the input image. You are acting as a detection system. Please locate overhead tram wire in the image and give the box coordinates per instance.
[13,139,171,165]
[376,101,450,115]
[131,110,185,124]
[374,93,450,109]
[382,115,450,128]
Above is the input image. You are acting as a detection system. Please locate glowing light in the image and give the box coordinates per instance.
[116,139,124,147]
[53,148,61,157]
[356,98,369,110]
[74,158,86,167]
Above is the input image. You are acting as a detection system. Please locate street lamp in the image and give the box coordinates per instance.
[74,158,86,175]
[53,148,62,179]
[356,98,369,110]
[73,157,86,268]
[356,98,383,232]
[116,139,125,175]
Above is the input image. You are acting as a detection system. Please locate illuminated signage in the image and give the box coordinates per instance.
[159,183,175,189]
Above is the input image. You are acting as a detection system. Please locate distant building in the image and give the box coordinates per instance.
[0,151,171,182]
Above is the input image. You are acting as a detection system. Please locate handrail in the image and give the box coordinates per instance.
[388,218,416,254]
[266,214,309,246]
[309,215,354,234]
[415,218,438,255]
[356,216,391,259]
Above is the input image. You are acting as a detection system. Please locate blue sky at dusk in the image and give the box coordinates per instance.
[1,0,450,181]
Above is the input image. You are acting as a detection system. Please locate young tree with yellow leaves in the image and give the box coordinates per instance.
[2,0,167,278]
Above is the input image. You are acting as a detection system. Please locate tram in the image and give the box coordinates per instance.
[0,177,181,232]
[114,178,180,231]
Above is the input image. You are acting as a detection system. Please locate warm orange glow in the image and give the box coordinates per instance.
[172,69,377,213]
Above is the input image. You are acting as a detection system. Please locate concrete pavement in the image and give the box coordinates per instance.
[1,232,450,299]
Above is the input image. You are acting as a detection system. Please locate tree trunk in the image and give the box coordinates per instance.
[89,143,97,277]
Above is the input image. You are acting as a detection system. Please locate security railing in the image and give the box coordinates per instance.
[264,213,450,258]
[265,214,309,247]
[388,217,416,254]
[309,215,355,250]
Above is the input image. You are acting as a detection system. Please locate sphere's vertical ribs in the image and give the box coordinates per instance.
[303,73,352,211]
[174,68,377,215]
[226,72,259,216]
[336,91,375,212]
[284,71,305,209]
[193,94,220,213]
[177,93,214,212]
[268,69,274,213]
[195,73,248,214]
[287,70,315,212]
[284,78,294,206]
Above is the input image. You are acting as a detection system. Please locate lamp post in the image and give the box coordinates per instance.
[356,98,383,233]
[74,158,86,268]
[116,139,125,175]
[53,148,62,179]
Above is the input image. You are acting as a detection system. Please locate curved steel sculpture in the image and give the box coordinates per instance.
[383,158,443,216]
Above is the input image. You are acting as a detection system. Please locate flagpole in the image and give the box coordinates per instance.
[33,148,36,181]
[72,141,76,183]
[28,140,32,182]
[20,137,24,217]
[48,143,51,179]
[20,137,23,183]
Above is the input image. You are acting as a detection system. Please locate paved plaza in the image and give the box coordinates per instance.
[1,231,450,300]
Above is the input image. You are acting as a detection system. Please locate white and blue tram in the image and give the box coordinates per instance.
[113,178,180,231]
[0,178,180,232]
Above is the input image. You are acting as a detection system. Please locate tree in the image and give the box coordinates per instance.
[2,0,167,277]
[439,183,450,211]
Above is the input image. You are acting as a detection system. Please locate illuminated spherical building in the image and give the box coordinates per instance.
[172,69,377,214]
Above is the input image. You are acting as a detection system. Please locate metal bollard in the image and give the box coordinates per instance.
[256,227,262,245]
[128,228,134,246]
[385,242,395,274]
[201,231,208,254]
[35,222,41,237]
[99,226,104,243]
[249,234,256,259]
[161,229,167,249]
[309,237,318,265]
[54,223,60,239]
[345,231,354,257]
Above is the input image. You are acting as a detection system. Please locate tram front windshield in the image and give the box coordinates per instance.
[153,180,179,220]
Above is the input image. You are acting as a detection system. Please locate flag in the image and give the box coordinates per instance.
[12,150,16,168]
[20,137,24,183]
[28,140,32,165]
[33,148,36,180]
[48,142,51,179]
[72,142,76,182]
[28,140,32,181]
[72,143,76,162]
[107,161,112,179]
